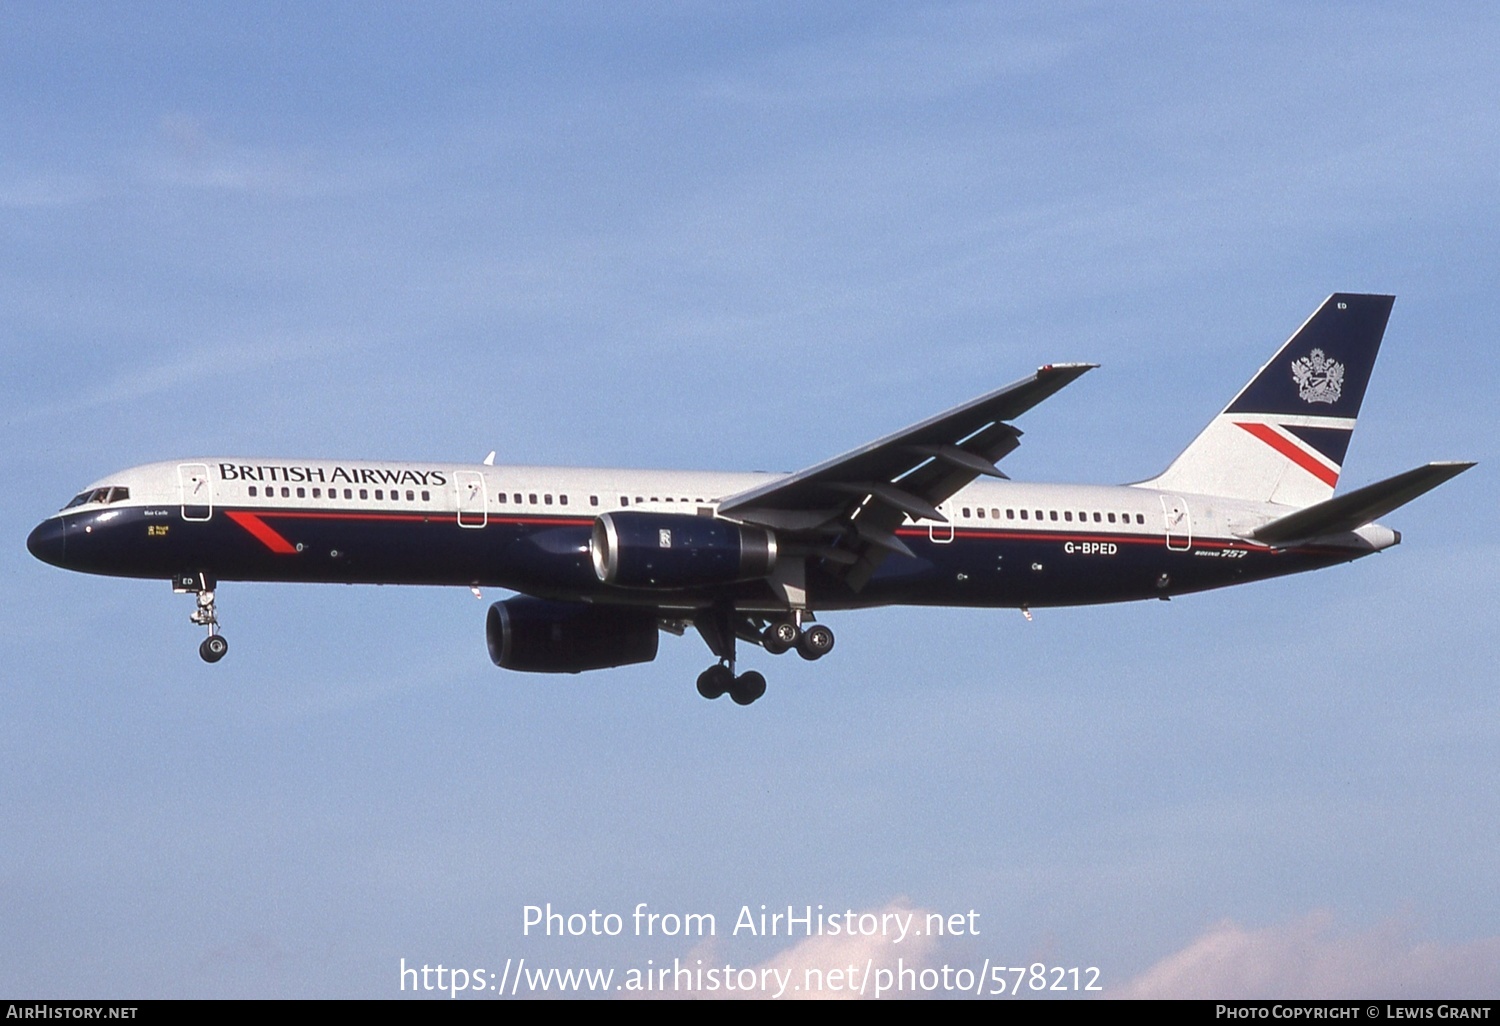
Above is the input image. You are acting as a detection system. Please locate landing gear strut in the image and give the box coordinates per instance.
[175,573,228,663]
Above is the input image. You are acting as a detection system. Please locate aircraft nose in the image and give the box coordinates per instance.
[26,518,67,567]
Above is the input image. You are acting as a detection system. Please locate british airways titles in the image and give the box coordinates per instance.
[216,463,450,488]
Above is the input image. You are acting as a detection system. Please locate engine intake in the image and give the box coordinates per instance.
[486,596,659,673]
[590,511,776,589]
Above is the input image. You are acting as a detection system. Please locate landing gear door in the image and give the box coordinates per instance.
[456,470,487,528]
[1160,494,1191,551]
[178,463,213,521]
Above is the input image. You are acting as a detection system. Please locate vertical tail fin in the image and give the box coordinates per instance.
[1138,293,1394,508]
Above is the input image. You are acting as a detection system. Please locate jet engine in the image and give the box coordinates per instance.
[590,511,777,589]
[486,596,659,673]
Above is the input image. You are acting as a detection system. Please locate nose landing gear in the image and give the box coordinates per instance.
[175,573,228,663]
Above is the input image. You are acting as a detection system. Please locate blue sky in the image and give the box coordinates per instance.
[4,2,1497,998]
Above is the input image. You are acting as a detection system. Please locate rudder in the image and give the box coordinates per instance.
[1138,293,1394,508]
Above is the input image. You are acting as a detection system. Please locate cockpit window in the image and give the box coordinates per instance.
[60,486,129,511]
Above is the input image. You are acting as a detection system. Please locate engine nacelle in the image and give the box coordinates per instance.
[486,597,659,673]
[590,511,777,589]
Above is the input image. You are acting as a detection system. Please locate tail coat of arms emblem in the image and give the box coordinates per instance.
[1290,348,1345,404]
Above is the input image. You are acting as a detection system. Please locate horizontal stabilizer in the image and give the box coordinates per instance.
[1249,461,1475,546]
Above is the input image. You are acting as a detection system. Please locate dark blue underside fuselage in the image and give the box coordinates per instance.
[28,503,1369,611]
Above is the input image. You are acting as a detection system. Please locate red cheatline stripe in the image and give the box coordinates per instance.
[896,527,1264,551]
[260,510,595,528]
[225,511,298,554]
[1235,422,1339,487]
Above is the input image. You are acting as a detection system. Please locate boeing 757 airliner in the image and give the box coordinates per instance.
[28,294,1473,704]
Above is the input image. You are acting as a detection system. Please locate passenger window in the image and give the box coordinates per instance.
[620,496,629,506]
[297,487,306,498]
[312,488,320,498]
[375,490,383,500]
[1006,509,1014,520]
[249,486,258,497]
[1019,510,1028,520]
[962,507,971,517]
[407,490,414,501]
[591,496,599,507]
[421,491,431,501]
[359,489,368,500]
[1049,510,1058,521]
[560,495,568,506]
[1064,511,1072,521]
[1136,513,1145,524]
[529,493,537,505]
[281,487,290,498]
[544,494,553,506]
[1093,512,1101,522]
[976,508,985,519]
[1107,513,1116,523]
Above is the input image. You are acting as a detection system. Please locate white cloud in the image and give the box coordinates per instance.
[660,901,941,1000]
[704,7,1091,107]
[13,333,329,425]
[1119,911,1500,999]
[0,175,103,208]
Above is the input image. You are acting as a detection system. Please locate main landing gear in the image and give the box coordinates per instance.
[761,618,835,660]
[696,663,766,706]
[175,573,228,663]
[692,605,834,706]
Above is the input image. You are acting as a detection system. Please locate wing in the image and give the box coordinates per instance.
[716,363,1096,589]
